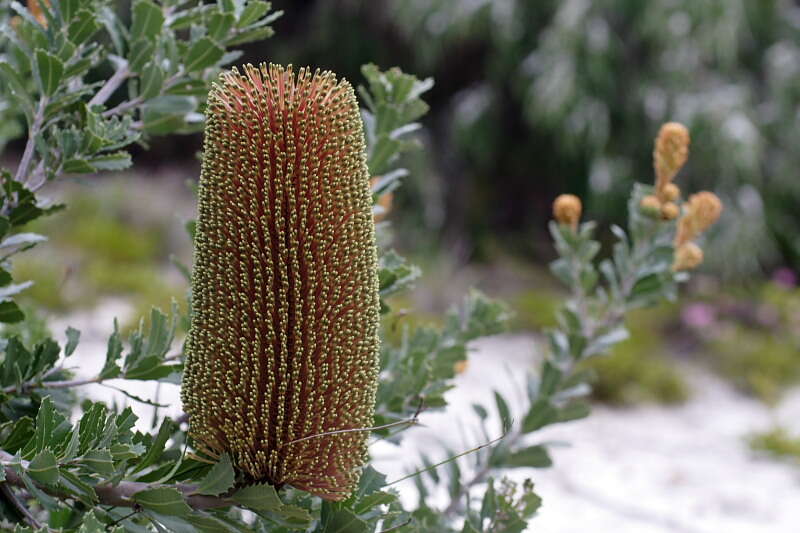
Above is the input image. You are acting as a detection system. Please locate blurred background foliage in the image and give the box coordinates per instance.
[2,0,799,413]
[260,0,799,280]
[5,0,799,276]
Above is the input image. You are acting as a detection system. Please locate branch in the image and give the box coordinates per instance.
[388,430,508,488]
[101,69,184,118]
[14,95,49,185]
[0,450,231,511]
[2,353,183,394]
[0,481,43,529]
[102,96,143,118]
[88,62,130,108]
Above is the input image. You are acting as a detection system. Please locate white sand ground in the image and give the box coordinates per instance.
[51,307,800,532]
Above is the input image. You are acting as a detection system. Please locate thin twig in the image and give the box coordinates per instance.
[14,95,49,185]
[3,353,182,394]
[387,430,508,487]
[282,411,422,448]
[101,69,185,118]
[88,63,130,108]
[0,450,231,511]
[0,482,42,529]
[106,508,139,529]
[2,374,102,394]
[102,96,143,117]
[378,518,413,532]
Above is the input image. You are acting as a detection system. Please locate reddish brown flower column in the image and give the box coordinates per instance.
[181,64,380,500]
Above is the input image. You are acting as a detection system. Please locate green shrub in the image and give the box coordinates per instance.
[11,256,73,311]
[583,308,689,405]
[711,330,800,404]
[749,427,800,463]
[511,289,560,330]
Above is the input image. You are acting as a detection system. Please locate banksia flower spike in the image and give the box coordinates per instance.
[182,64,380,501]
[675,191,723,246]
[553,194,582,230]
[653,122,690,201]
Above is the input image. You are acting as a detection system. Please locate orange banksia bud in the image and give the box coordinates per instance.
[654,122,689,199]
[661,202,680,221]
[673,242,704,271]
[639,194,661,218]
[661,183,680,202]
[553,194,582,230]
[182,64,380,501]
[675,191,723,246]
[27,0,48,27]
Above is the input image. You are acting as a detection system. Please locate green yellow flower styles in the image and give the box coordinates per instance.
[181,64,380,501]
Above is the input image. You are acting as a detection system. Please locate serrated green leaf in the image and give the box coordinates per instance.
[556,400,591,423]
[208,12,235,42]
[504,445,552,468]
[3,417,34,453]
[494,391,511,431]
[146,512,197,533]
[59,469,98,505]
[231,483,282,512]
[79,449,115,475]
[237,0,269,27]
[20,472,59,511]
[0,62,35,116]
[132,418,173,473]
[100,321,122,379]
[354,491,396,515]
[128,38,155,74]
[110,442,144,461]
[226,25,274,46]
[185,37,224,71]
[131,0,165,41]
[145,94,196,114]
[60,424,81,462]
[32,397,57,454]
[28,449,58,485]
[522,398,558,433]
[0,301,25,323]
[35,50,64,97]
[63,158,96,174]
[322,508,368,533]
[140,63,164,100]
[77,510,105,533]
[64,327,80,356]
[185,513,243,533]
[134,487,191,516]
[194,453,234,496]
[87,152,132,171]
[67,9,99,45]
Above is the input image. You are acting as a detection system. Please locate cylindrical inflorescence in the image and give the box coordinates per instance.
[181,64,380,501]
